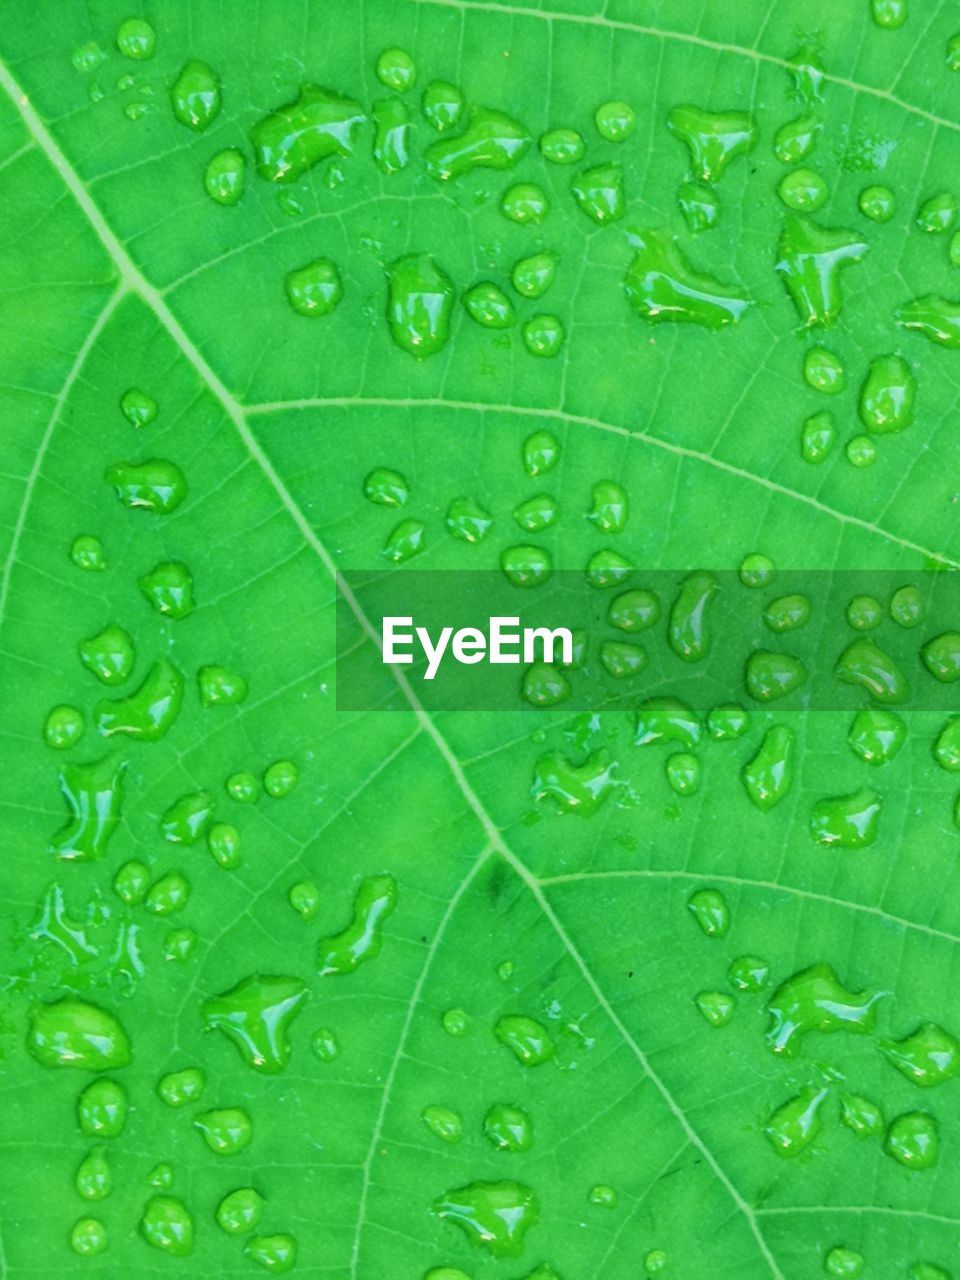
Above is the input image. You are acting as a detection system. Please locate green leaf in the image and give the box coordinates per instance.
[2,2,960,1278]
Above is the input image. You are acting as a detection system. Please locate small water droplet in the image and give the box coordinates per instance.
[312,1027,339,1061]
[695,990,734,1026]
[571,164,624,224]
[140,1196,193,1255]
[501,545,552,588]
[594,100,635,142]
[364,467,408,506]
[286,258,343,317]
[729,955,769,991]
[70,534,106,571]
[114,859,150,906]
[79,625,135,686]
[678,180,720,233]
[423,1104,463,1143]
[897,295,960,350]
[171,61,220,131]
[917,191,957,235]
[922,632,960,682]
[824,1246,864,1277]
[848,709,905,765]
[494,1014,555,1066]
[801,410,837,463]
[463,282,515,328]
[422,80,463,132]
[216,1187,265,1235]
[668,572,717,661]
[512,252,558,299]
[859,183,895,221]
[522,314,565,358]
[707,703,750,740]
[745,650,807,701]
[774,114,820,164]
[157,1067,205,1107]
[194,1107,252,1155]
[840,1092,883,1137]
[105,458,187,514]
[44,704,85,750]
[636,697,700,748]
[764,1087,827,1156]
[78,1079,127,1137]
[116,18,155,59]
[687,888,729,937]
[880,1022,960,1087]
[846,594,883,630]
[810,787,882,847]
[835,636,907,703]
[447,496,494,543]
[588,1184,617,1208]
[804,347,845,394]
[890,584,924,628]
[522,431,560,476]
[484,1102,533,1151]
[76,1148,111,1200]
[884,1111,938,1168]
[859,354,915,433]
[501,182,550,225]
[778,167,828,212]
[70,1217,108,1256]
[288,880,319,918]
[387,254,453,357]
[145,870,191,916]
[742,726,795,809]
[264,759,298,798]
[540,127,584,164]
[376,47,416,91]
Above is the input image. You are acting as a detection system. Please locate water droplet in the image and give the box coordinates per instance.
[386,254,453,358]
[804,346,845,395]
[70,1217,108,1256]
[571,163,624,224]
[27,998,131,1070]
[909,1264,950,1280]
[484,1103,533,1151]
[859,184,895,222]
[801,410,837,463]
[774,114,820,164]
[105,458,187,514]
[376,47,416,91]
[778,167,828,212]
[170,61,220,131]
[139,559,195,619]
[600,640,647,678]
[204,974,308,1073]
[501,545,552,588]
[532,750,616,815]
[695,990,734,1026]
[625,230,750,328]
[116,18,155,59]
[445,496,493,544]
[264,759,298,798]
[917,191,957,235]
[95,658,184,740]
[70,534,106,571]
[835,636,908,703]
[494,1014,555,1066]
[739,552,774,588]
[846,594,883,630]
[885,1111,938,1169]
[426,108,531,181]
[442,1007,470,1037]
[73,42,106,74]
[44,704,84,750]
[645,1250,668,1275]
[198,665,248,708]
[729,955,770,991]
[521,663,571,707]
[140,1196,193,1255]
[840,1092,883,1136]
[678,180,720,233]
[157,1066,205,1107]
[422,80,463,132]
[50,754,125,861]
[859,354,915,433]
[811,787,882,847]
[766,964,878,1056]
[251,85,364,182]
[825,1246,864,1277]
[226,770,260,803]
[846,434,877,467]
[78,1079,127,1137]
[949,33,960,70]
[286,258,343,317]
[119,388,156,428]
[707,703,750,740]
[933,717,960,773]
[608,588,659,633]
[880,1022,960,1087]
[763,594,810,632]
[384,518,426,562]
[951,231,960,266]
[373,97,411,174]
[890,584,924,628]
[776,215,868,326]
[317,875,397,976]
[764,1087,827,1156]
[538,127,583,164]
[423,1104,463,1143]
[897,294,960,350]
[745,650,807,702]
[433,1180,539,1256]
[667,105,755,182]
[216,1186,265,1236]
[523,431,560,476]
[742,725,795,810]
[501,182,549,225]
[79,625,135,685]
[203,148,245,205]
[687,888,729,937]
[76,1148,111,1200]
[513,495,558,533]
[584,481,627,533]
[159,791,213,847]
[522,314,565,358]
[668,572,717,661]
[165,927,197,962]
[635,697,700,748]
[312,1027,339,1061]
[145,870,191,916]
[788,44,826,104]
[923,632,960,682]
[595,100,635,142]
[589,1184,617,1208]
[848,709,906,765]
[585,549,634,588]
[245,1234,298,1273]
[114,859,149,905]
[512,252,558,299]
[194,1107,252,1155]
[463,282,515,328]
[364,467,407,506]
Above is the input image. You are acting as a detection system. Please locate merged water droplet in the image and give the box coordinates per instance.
[27,998,131,1070]
[532,750,616,815]
[625,231,750,328]
[433,1180,539,1256]
[668,572,717,661]
[105,459,187,514]
[880,1022,960,1087]
[810,787,882,847]
[50,754,125,861]
[425,108,531,181]
[776,215,868,326]
[251,85,365,182]
[316,874,397,976]
[667,105,755,182]
[204,974,308,1073]
[773,114,820,164]
[170,61,221,131]
[765,964,878,1056]
[95,658,184,740]
[897,294,960,350]
[373,98,411,173]
[678,180,720,233]
[835,636,907,703]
